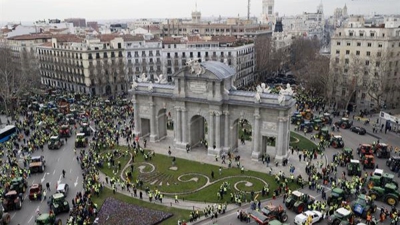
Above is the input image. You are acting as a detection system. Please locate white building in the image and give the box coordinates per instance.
[260,0,275,25]
[330,17,400,109]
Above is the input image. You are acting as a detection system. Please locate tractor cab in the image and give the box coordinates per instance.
[374,143,390,158]
[347,159,362,176]
[357,144,373,158]
[312,118,323,131]
[316,127,331,141]
[322,113,332,125]
[58,125,71,138]
[48,193,70,215]
[327,188,347,206]
[48,136,63,150]
[302,109,313,120]
[292,114,304,125]
[300,121,313,133]
[341,148,354,164]
[284,190,314,214]
[75,133,88,148]
[362,155,375,169]
[2,190,22,212]
[80,123,91,136]
[380,173,399,189]
[331,136,344,148]
[65,113,76,125]
[35,213,62,225]
[335,117,352,129]
[386,156,400,172]
[350,194,376,218]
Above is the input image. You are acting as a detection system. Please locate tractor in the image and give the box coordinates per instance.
[9,177,28,194]
[334,117,352,129]
[292,113,304,125]
[361,155,375,169]
[29,183,43,201]
[340,148,354,165]
[301,109,313,121]
[330,136,344,148]
[75,133,88,148]
[347,159,362,176]
[0,210,11,225]
[368,173,399,189]
[368,183,400,206]
[48,136,64,150]
[357,144,374,158]
[65,113,76,125]
[350,194,377,218]
[315,127,331,141]
[80,123,91,136]
[327,208,355,225]
[300,122,313,133]
[284,190,314,213]
[373,143,390,159]
[386,156,400,172]
[48,193,70,215]
[58,125,71,138]
[35,213,62,225]
[321,113,332,125]
[2,191,22,212]
[29,156,46,173]
[260,204,289,222]
[327,188,349,206]
[312,118,323,131]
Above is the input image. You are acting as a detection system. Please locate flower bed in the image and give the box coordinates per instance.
[97,197,173,225]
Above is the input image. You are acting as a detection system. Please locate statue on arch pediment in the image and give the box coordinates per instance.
[154,74,168,84]
[186,58,205,77]
[137,73,149,83]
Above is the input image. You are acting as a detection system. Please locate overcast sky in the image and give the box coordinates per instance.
[0,0,399,23]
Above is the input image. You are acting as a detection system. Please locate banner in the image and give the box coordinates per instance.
[380,111,399,123]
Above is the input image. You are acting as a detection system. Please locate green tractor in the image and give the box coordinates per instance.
[9,177,28,194]
[312,118,323,131]
[340,148,354,165]
[368,183,400,206]
[75,133,88,148]
[35,213,62,225]
[80,123,92,136]
[284,190,314,213]
[330,135,344,149]
[350,194,377,218]
[334,117,352,129]
[291,114,304,125]
[300,122,313,133]
[347,159,362,176]
[321,113,332,125]
[48,136,64,150]
[327,188,349,206]
[327,208,355,225]
[0,210,11,225]
[368,173,399,189]
[48,193,70,215]
[315,127,331,141]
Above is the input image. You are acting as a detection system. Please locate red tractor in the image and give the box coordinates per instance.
[373,143,390,159]
[357,144,374,158]
[59,125,72,138]
[362,155,375,169]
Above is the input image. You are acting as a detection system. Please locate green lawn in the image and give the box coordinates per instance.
[100,146,131,178]
[92,187,191,225]
[100,149,300,203]
[290,132,317,150]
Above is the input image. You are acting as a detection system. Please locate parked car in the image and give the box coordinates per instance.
[294,210,323,225]
[350,126,366,135]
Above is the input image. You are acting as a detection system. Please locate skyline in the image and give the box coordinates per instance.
[0,0,399,23]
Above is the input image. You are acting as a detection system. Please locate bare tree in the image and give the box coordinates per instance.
[289,38,320,78]
[0,46,18,114]
[342,54,364,110]
[299,55,331,99]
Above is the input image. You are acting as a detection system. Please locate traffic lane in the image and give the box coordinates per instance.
[12,138,84,224]
[195,194,394,225]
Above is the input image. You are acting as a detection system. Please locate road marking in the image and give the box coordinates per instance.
[12,213,17,220]
[58,174,62,184]
[70,168,72,173]
[74,176,79,187]
[53,170,56,175]
[57,157,60,162]
[41,173,46,183]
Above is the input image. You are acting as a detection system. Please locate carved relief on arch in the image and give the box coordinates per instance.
[262,121,277,131]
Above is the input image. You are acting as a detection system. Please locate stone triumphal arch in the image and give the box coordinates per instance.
[131,61,295,161]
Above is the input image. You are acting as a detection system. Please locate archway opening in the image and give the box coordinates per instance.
[189,115,208,151]
[105,85,112,95]
[232,118,253,156]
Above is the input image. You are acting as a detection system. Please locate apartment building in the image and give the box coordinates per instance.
[161,36,255,87]
[330,17,400,109]
[37,34,128,96]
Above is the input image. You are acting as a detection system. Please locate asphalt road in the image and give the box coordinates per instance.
[195,117,400,225]
[1,116,86,225]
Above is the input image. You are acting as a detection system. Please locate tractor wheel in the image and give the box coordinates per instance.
[2,212,11,224]
[304,128,308,133]
[341,124,346,129]
[281,214,288,222]
[332,142,337,148]
[297,203,305,213]
[17,200,22,210]
[333,219,341,225]
[22,186,26,192]
[369,193,378,200]
[385,196,398,206]
[54,218,62,225]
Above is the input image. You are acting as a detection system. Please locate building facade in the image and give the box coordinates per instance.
[330,18,400,109]
[38,34,128,96]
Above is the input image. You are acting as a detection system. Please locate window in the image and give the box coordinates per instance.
[345,59,349,64]
[360,33,364,37]
[357,42,361,46]
[356,51,360,56]
[366,51,371,56]
[337,42,341,46]
[336,50,340,54]
[349,32,353,36]
[344,69,348,73]
[347,43,351,46]
[346,50,350,55]
[365,60,370,66]
[377,52,382,57]
[376,62,380,67]
[339,32,342,36]
[367,43,372,47]
[370,33,375,37]
[378,43,383,48]
[335,58,339,63]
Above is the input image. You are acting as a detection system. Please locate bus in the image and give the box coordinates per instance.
[0,125,17,143]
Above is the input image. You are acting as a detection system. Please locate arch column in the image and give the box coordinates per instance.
[181,108,188,145]
[215,112,221,151]
[251,113,261,160]
[224,111,230,151]
[275,113,289,161]
[208,111,216,155]
[149,103,157,142]
[175,107,182,144]
[133,101,141,136]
